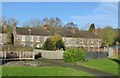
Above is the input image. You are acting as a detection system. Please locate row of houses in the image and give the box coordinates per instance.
[0,24,102,49]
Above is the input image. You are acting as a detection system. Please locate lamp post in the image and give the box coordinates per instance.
[71,26,76,47]
[28,29,31,47]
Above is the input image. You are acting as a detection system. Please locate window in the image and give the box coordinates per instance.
[91,45,93,48]
[21,36,25,41]
[62,37,65,41]
[44,36,47,42]
[98,39,101,44]
[87,39,89,43]
[21,43,25,46]
[97,39,101,44]
[80,39,83,43]
[0,43,2,45]
[36,36,40,42]
[30,36,33,42]
[91,39,93,43]
[30,44,33,47]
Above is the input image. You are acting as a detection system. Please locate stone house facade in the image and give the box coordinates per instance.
[13,25,101,48]
[63,37,101,48]
[0,30,8,46]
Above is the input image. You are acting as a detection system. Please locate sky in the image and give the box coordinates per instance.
[2,2,118,30]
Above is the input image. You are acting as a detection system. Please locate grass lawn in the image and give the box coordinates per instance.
[0,66,2,78]
[2,66,94,76]
[78,58,119,75]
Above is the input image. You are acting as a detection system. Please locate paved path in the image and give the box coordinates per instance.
[37,58,119,78]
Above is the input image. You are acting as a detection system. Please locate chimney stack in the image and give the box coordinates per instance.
[93,29,97,35]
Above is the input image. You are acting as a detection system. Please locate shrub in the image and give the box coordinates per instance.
[42,35,65,51]
[51,34,65,50]
[55,39,65,50]
[63,48,85,62]
[42,38,55,50]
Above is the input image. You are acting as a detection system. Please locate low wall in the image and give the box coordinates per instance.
[38,50,64,59]
[35,49,109,59]
[108,48,119,58]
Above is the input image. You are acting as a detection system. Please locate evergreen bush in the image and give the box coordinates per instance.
[63,48,85,62]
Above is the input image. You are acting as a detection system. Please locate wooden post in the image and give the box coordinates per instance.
[33,51,34,60]
[88,47,89,52]
[19,51,21,59]
[93,47,94,52]
[4,51,6,59]
[104,47,105,52]
[98,45,99,52]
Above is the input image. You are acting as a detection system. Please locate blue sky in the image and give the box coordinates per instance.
[2,2,118,30]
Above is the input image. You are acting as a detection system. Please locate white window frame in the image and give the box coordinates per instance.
[44,36,47,42]
[0,43,2,45]
[87,39,89,43]
[30,44,33,47]
[30,36,33,42]
[91,39,93,43]
[36,44,40,48]
[21,36,25,41]
[91,45,93,47]
[97,39,101,44]
[36,36,40,42]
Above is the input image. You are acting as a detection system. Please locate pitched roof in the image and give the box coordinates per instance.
[16,27,53,36]
[79,30,100,38]
[15,27,100,39]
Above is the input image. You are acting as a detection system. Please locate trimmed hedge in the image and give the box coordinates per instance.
[63,48,85,62]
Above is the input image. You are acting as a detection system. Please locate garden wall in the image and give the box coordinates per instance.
[35,49,109,59]
[36,50,64,59]
[108,48,119,58]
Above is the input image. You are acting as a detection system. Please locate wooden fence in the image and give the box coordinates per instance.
[0,51,34,60]
[84,47,108,52]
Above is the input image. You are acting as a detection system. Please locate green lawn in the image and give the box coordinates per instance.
[0,66,2,78]
[2,66,94,76]
[78,58,119,75]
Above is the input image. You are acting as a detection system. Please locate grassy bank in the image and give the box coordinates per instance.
[78,58,119,75]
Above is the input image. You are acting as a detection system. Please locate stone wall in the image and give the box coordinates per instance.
[0,33,7,45]
[37,50,64,59]
[108,48,119,58]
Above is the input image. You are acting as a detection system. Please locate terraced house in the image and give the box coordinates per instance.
[12,24,102,49]
[0,30,8,47]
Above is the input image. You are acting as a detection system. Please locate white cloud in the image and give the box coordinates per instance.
[69,2,118,30]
